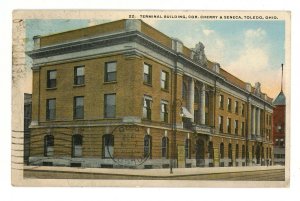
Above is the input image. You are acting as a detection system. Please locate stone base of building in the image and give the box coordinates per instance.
[29,157,272,169]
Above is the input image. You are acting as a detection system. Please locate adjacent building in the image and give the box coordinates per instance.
[26,19,274,169]
[273,91,286,165]
[24,93,32,165]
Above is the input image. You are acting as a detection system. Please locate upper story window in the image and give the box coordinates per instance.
[46,99,56,120]
[143,63,152,85]
[219,116,223,133]
[227,117,231,134]
[182,83,188,102]
[242,103,245,116]
[74,96,84,119]
[105,62,117,82]
[241,122,245,136]
[47,70,57,88]
[104,93,116,118]
[161,70,169,90]
[235,101,239,114]
[74,66,85,85]
[234,120,239,135]
[227,98,232,112]
[143,96,152,120]
[160,101,168,123]
[219,95,224,109]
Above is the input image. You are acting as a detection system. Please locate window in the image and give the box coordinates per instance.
[227,118,231,134]
[220,143,224,159]
[194,87,200,103]
[105,62,116,82]
[227,98,232,112]
[144,135,152,158]
[161,71,169,90]
[47,70,57,88]
[235,101,239,114]
[72,134,82,157]
[234,120,238,135]
[228,143,232,160]
[252,145,255,159]
[104,94,116,118]
[103,134,114,158]
[74,66,85,85]
[46,99,56,120]
[162,137,169,158]
[242,104,245,116]
[44,135,54,157]
[208,141,214,159]
[219,95,224,109]
[143,63,152,85]
[182,83,188,101]
[185,139,191,159]
[235,144,239,159]
[219,116,223,133]
[143,96,152,120]
[74,96,84,119]
[241,122,245,136]
[160,101,168,122]
[242,145,246,159]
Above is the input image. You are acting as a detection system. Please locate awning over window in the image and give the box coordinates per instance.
[181,107,193,119]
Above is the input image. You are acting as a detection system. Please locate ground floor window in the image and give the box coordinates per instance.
[162,137,169,159]
[144,135,152,158]
[103,134,114,158]
[44,135,54,157]
[72,134,82,157]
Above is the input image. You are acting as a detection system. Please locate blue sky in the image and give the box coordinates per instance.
[25,19,285,98]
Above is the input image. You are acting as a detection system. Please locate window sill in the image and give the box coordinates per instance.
[73,84,85,88]
[103,117,117,119]
[104,81,117,85]
[73,118,84,120]
[143,82,152,87]
[46,87,57,90]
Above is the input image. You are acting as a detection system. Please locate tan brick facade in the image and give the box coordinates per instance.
[28,19,273,169]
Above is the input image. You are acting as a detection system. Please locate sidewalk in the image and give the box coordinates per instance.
[24,165,285,177]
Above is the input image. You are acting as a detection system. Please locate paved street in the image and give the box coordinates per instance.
[24,166,285,181]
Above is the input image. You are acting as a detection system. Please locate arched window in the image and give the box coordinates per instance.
[72,134,82,158]
[185,138,191,159]
[242,144,246,159]
[220,143,224,159]
[144,135,152,158]
[235,144,239,159]
[103,134,114,158]
[162,137,169,159]
[44,135,54,157]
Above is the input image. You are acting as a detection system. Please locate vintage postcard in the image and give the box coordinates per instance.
[11,10,290,187]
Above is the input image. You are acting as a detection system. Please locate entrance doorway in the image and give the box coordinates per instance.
[196,139,205,167]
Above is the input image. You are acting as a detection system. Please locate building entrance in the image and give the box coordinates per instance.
[196,139,205,167]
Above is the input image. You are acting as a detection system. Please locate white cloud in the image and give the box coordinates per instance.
[223,28,280,98]
[203,29,215,36]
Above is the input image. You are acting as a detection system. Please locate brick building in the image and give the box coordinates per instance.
[273,91,286,165]
[27,19,274,169]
